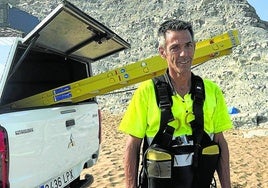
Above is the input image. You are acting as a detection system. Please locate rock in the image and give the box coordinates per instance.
[250,53,261,61]
[243,129,268,138]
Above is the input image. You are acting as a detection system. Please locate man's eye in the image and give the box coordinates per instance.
[186,43,194,48]
[170,46,179,53]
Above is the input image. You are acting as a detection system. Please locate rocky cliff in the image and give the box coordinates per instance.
[1,0,268,128]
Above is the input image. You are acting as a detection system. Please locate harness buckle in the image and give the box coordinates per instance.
[172,135,193,147]
[159,99,172,108]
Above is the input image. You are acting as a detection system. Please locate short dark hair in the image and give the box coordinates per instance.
[157,19,194,47]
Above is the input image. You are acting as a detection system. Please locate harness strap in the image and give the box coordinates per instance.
[170,145,194,155]
[190,74,205,168]
[151,74,175,148]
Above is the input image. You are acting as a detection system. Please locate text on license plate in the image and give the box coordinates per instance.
[40,169,74,188]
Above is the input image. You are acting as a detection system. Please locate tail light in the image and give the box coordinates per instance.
[98,109,102,144]
[0,127,9,188]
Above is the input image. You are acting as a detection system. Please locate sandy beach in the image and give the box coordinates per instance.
[84,112,268,188]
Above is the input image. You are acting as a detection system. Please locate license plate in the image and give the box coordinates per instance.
[40,169,74,188]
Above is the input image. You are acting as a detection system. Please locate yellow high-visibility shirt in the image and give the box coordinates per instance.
[119,78,233,139]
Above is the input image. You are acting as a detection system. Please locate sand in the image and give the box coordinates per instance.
[84,113,268,188]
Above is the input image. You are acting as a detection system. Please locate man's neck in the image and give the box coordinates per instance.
[170,71,191,97]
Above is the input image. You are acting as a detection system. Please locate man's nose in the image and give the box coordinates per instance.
[179,48,187,56]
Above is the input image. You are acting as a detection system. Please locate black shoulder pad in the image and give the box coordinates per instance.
[153,75,173,108]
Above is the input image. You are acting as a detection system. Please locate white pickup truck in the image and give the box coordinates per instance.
[0,1,130,188]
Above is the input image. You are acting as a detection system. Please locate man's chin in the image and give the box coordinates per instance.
[175,69,191,77]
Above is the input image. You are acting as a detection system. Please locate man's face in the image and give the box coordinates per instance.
[159,30,195,76]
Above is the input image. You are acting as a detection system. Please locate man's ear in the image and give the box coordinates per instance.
[158,47,166,58]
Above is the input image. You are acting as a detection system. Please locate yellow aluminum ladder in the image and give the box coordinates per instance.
[9,30,240,109]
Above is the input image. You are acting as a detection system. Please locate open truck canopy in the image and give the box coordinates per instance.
[22,0,130,62]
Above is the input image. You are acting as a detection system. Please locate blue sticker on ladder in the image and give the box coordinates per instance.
[54,92,72,102]
[53,85,71,95]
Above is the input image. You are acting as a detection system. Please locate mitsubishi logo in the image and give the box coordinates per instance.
[68,134,75,148]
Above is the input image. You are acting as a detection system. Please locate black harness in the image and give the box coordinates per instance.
[139,73,219,188]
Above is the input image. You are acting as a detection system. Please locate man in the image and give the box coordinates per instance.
[119,19,232,188]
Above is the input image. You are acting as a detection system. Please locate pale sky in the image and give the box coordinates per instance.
[247,0,268,21]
